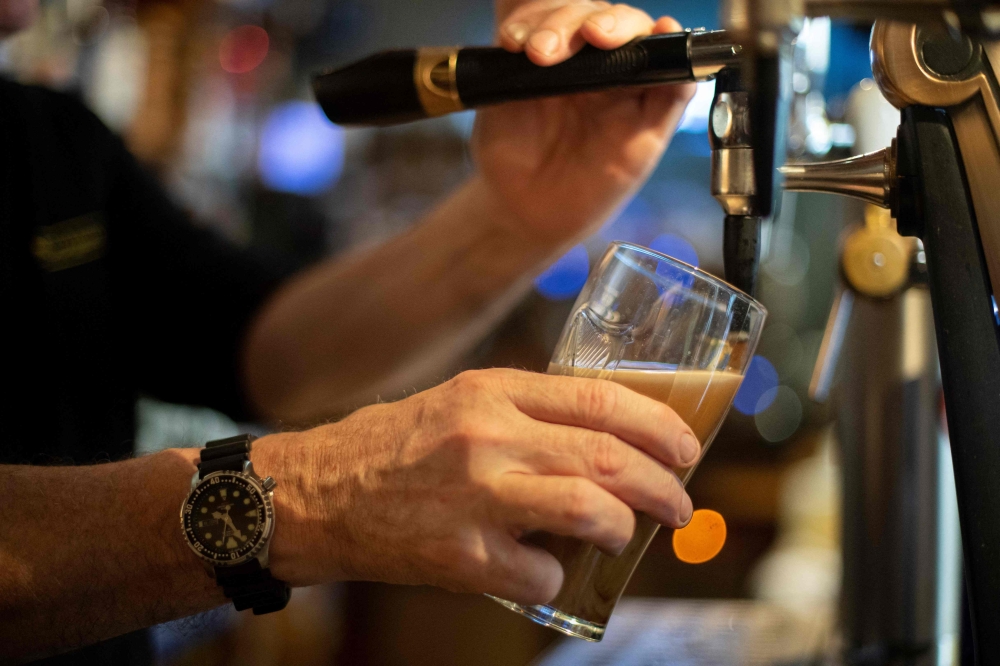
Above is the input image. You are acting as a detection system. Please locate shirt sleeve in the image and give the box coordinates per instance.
[103,133,295,421]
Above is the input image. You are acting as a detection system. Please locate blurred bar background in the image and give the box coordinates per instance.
[0,1,885,663]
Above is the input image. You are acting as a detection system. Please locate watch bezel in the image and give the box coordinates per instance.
[180,470,275,567]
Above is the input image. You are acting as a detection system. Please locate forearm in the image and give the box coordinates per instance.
[243,176,564,424]
[0,449,225,660]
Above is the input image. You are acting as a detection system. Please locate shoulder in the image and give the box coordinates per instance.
[0,76,128,206]
[0,76,117,151]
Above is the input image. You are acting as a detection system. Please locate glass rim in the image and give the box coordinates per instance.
[608,241,768,316]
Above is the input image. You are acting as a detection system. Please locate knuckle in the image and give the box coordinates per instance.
[508,558,562,606]
[590,432,627,480]
[443,531,492,576]
[562,480,598,526]
[551,2,589,23]
[534,569,563,604]
[620,3,651,19]
[449,369,489,393]
[577,381,619,424]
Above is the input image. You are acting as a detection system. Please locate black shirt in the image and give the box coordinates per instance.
[0,78,289,662]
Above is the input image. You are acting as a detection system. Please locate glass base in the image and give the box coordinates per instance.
[486,595,606,642]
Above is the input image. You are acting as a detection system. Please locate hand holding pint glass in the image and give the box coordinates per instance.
[491,242,766,640]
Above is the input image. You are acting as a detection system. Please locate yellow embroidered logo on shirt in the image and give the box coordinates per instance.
[32,213,107,272]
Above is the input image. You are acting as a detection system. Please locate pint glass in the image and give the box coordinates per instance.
[490,241,767,641]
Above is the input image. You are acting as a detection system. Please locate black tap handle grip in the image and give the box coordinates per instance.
[456,34,692,107]
[313,32,697,126]
[312,50,422,126]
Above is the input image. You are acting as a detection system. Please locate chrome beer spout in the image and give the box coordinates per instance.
[780,143,897,212]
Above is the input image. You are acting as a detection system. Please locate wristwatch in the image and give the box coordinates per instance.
[180,434,291,615]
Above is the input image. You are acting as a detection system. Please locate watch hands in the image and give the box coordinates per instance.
[214,505,244,541]
[224,516,244,539]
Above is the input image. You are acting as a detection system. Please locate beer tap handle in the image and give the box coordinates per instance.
[809,284,854,403]
[312,30,740,126]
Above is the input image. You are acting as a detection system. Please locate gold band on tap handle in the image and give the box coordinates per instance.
[415,47,465,117]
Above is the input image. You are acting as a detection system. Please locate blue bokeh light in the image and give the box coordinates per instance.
[733,355,780,415]
[258,101,344,196]
[534,245,590,301]
[649,233,699,268]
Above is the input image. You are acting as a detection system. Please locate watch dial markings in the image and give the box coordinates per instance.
[186,477,268,562]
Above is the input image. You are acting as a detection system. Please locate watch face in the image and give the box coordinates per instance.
[181,473,271,564]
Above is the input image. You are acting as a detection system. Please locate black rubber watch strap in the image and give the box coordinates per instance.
[199,434,255,479]
[197,434,291,615]
[215,560,292,615]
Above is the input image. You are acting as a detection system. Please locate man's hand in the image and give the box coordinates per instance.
[256,369,699,605]
[242,1,696,424]
[0,373,698,658]
[473,1,696,245]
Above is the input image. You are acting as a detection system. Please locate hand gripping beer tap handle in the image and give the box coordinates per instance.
[312,30,740,126]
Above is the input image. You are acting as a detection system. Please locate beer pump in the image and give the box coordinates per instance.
[311,5,1000,662]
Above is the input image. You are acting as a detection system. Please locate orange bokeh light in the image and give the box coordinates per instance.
[672,509,727,564]
[219,25,269,75]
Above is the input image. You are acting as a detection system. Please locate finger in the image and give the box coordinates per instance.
[523,2,613,65]
[514,418,694,528]
[498,0,588,52]
[481,536,565,605]
[496,369,702,469]
[652,15,683,35]
[578,4,657,50]
[495,473,636,555]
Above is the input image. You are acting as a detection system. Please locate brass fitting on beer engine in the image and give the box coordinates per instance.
[842,206,915,298]
[779,142,919,298]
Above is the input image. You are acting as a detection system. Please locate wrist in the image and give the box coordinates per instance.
[425,176,575,300]
[463,174,564,250]
[155,448,227,604]
[249,431,345,586]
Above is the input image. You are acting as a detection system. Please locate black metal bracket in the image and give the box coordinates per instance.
[896,104,1000,665]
